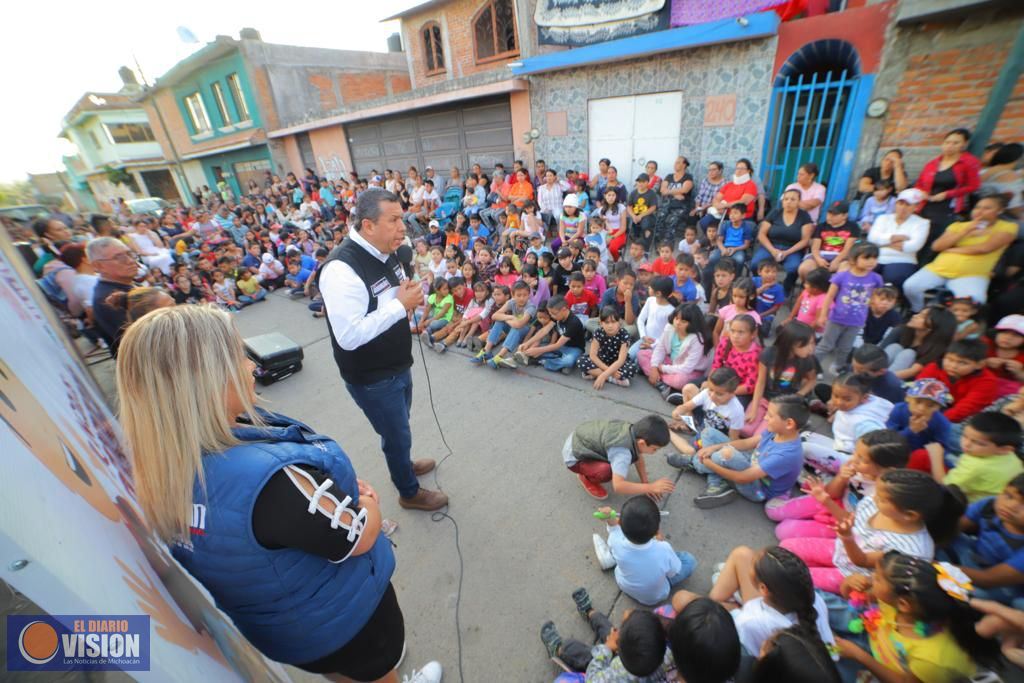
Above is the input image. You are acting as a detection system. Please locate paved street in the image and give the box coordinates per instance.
[218,290,778,681]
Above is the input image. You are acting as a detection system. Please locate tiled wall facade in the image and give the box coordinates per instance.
[528,36,777,176]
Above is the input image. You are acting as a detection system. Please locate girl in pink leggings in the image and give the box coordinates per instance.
[639,303,713,403]
[779,469,963,593]
[767,430,909,541]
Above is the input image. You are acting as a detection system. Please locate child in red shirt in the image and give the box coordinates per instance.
[564,272,598,322]
[917,338,999,424]
[650,242,677,277]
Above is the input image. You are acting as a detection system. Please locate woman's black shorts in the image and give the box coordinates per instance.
[295,582,405,681]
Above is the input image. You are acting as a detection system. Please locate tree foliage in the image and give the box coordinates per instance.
[0,180,34,207]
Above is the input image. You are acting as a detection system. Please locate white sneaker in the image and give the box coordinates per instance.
[593,533,616,570]
[403,661,442,683]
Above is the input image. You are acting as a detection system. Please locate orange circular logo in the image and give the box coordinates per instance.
[19,621,59,665]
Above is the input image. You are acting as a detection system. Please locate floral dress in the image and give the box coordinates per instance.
[577,328,638,379]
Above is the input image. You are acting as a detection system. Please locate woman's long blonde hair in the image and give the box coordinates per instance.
[116,304,260,542]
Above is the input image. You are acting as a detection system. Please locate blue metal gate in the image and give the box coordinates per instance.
[761,39,875,207]
[762,70,853,202]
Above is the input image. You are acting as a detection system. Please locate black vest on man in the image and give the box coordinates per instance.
[321,237,412,385]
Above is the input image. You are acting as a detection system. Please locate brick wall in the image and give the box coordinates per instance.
[308,73,339,111]
[858,11,1024,181]
[338,72,389,104]
[402,0,523,88]
[881,45,1004,149]
[390,73,412,94]
[993,73,1024,143]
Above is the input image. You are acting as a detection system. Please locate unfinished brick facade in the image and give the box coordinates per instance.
[401,0,523,88]
[880,44,1020,149]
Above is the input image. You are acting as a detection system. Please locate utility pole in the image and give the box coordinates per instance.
[969,23,1024,156]
[133,55,193,206]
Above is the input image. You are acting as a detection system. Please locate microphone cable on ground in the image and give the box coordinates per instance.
[415,333,465,683]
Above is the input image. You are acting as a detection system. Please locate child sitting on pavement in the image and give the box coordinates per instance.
[886,378,954,472]
[541,590,674,682]
[562,415,675,501]
[918,338,1001,430]
[950,472,1024,608]
[850,343,906,405]
[514,295,587,374]
[671,395,808,510]
[470,280,535,369]
[579,306,640,390]
[927,411,1024,504]
[668,367,745,463]
[597,496,697,605]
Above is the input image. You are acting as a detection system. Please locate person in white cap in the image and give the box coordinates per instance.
[903,194,1016,311]
[865,188,930,289]
[258,251,286,290]
[557,192,586,252]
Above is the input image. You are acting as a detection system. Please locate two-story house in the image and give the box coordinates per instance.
[269,0,538,181]
[59,69,183,210]
[138,28,409,201]
[512,0,1023,205]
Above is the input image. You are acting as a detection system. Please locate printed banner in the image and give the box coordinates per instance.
[0,231,289,680]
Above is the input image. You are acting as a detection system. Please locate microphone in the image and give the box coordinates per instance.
[396,244,414,279]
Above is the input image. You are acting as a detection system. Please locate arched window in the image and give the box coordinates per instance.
[422,22,445,75]
[473,0,518,64]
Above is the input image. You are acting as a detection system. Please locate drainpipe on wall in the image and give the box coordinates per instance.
[969,21,1024,156]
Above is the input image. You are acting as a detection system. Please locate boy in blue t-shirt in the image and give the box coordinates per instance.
[285,261,312,297]
[466,214,490,245]
[670,395,808,509]
[953,473,1024,608]
[717,203,754,263]
[672,253,704,303]
[753,260,786,333]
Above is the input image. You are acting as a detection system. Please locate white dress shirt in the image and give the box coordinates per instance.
[320,230,408,352]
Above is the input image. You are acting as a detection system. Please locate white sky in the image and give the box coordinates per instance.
[0,0,422,183]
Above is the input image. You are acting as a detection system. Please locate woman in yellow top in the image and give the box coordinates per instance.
[904,194,1016,311]
[835,551,1000,682]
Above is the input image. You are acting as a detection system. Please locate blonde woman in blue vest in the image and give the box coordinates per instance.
[117,305,441,683]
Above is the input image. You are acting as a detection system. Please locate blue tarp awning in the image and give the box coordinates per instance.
[510,10,780,76]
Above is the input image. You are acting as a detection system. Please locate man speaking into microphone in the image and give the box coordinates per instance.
[319,190,449,511]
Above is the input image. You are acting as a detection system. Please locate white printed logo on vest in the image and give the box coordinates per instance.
[189,504,207,535]
[370,277,390,297]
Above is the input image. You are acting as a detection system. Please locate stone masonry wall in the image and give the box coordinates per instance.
[527,36,778,176]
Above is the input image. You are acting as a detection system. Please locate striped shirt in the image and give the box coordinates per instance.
[833,495,934,577]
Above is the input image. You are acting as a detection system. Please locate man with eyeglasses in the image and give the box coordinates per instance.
[87,236,138,356]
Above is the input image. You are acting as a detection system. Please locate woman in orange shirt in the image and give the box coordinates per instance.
[506,168,535,208]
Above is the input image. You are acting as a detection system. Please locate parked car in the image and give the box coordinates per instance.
[0,204,48,223]
[126,197,172,217]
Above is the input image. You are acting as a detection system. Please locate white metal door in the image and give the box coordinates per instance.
[588,96,634,180]
[630,91,683,181]
[588,92,682,183]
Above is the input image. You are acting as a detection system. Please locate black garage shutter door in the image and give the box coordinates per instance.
[347,96,513,177]
[139,169,181,201]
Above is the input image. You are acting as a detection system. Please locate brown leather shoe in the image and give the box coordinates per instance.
[412,459,436,476]
[398,488,449,511]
